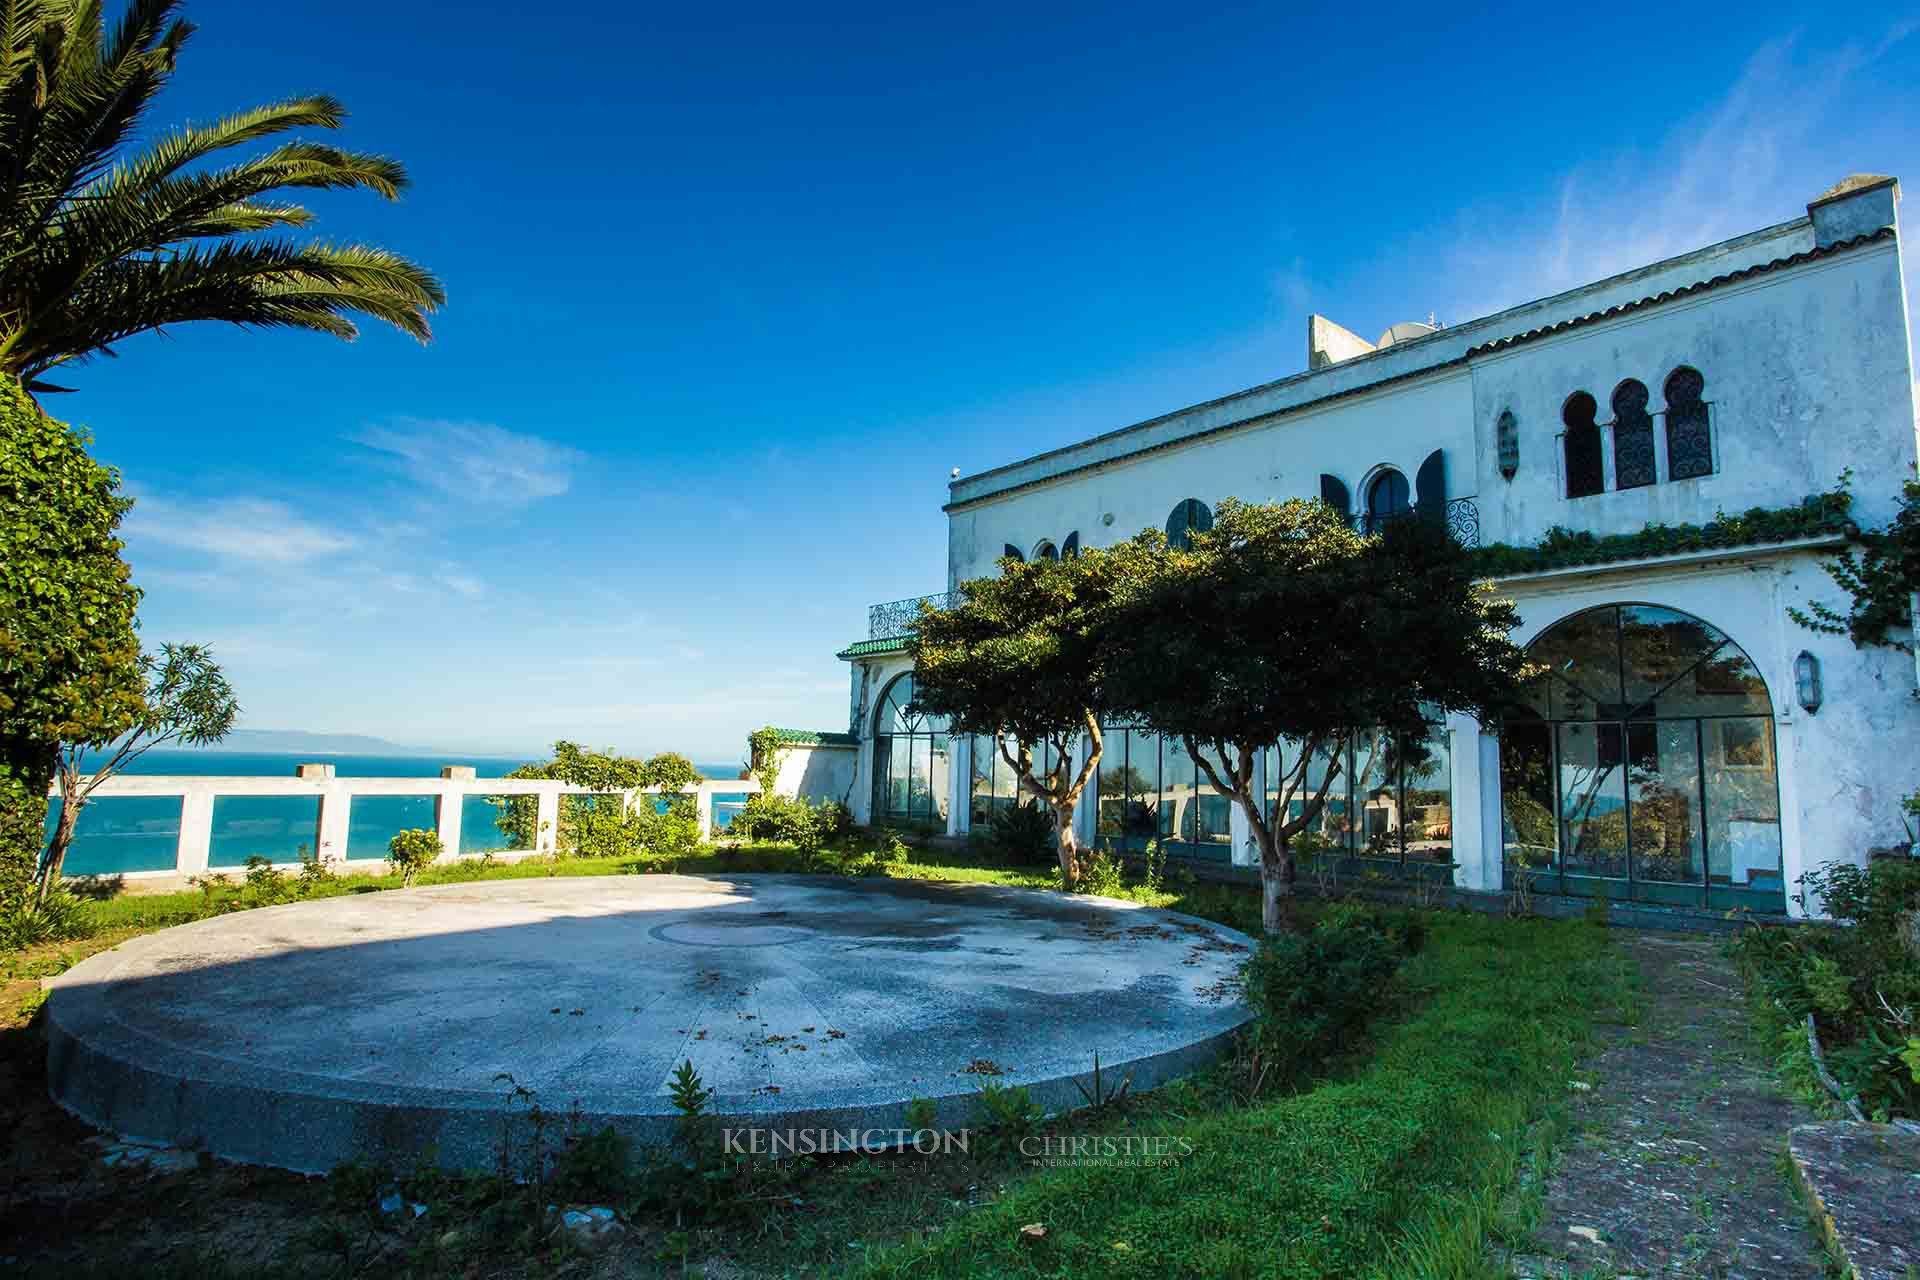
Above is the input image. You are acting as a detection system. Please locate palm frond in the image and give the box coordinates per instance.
[0,0,439,378]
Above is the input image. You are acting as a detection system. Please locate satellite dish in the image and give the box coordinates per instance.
[1376,321,1439,350]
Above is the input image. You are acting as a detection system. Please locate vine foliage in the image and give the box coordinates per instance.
[1786,475,1920,652]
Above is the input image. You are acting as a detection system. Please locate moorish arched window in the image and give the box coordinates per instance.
[1612,379,1655,489]
[1061,531,1080,559]
[1665,366,1713,480]
[872,673,950,827]
[1562,391,1604,498]
[1498,603,1783,913]
[1364,468,1411,532]
[1496,409,1519,481]
[1034,540,1058,562]
[1166,498,1213,549]
[1002,544,1024,564]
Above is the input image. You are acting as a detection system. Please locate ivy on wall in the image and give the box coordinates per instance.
[1470,488,1855,579]
[1786,476,1920,653]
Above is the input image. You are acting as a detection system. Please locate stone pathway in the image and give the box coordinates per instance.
[1498,931,1827,1279]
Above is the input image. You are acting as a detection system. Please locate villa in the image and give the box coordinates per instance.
[786,175,1920,920]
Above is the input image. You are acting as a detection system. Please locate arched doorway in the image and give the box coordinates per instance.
[871,673,950,827]
[1499,603,1785,913]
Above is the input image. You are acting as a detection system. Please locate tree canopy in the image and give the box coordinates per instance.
[910,538,1153,883]
[0,0,443,390]
[1111,498,1529,930]
[0,373,142,912]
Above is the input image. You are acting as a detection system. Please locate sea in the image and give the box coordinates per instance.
[47,750,750,877]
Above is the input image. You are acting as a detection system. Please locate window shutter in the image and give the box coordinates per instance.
[1319,473,1350,518]
[1415,449,1445,522]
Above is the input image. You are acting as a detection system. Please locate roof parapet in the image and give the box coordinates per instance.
[1808,174,1899,249]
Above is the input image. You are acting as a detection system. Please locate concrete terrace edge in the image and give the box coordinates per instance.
[42,876,1257,1175]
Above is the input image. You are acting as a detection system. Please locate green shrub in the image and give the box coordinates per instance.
[980,800,1056,867]
[1075,848,1123,896]
[0,888,96,949]
[387,828,442,887]
[1732,854,1920,1119]
[728,793,851,853]
[1242,909,1406,1091]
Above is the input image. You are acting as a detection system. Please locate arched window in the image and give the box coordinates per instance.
[1061,531,1080,559]
[1665,367,1713,480]
[1611,380,1655,489]
[1496,409,1519,481]
[872,673,950,827]
[1166,499,1213,549]
[1498,603,1782,913]
[1002,544,1024,563]
[1034,540,1058,562]
[1364,469,1411,532]
[1562,392,1604,498]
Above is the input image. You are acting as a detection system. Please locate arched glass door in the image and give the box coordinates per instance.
[1499,604,1784,913]
[872,673,950,827]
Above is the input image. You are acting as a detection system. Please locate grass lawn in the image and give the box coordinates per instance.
[0,840,1628,1278]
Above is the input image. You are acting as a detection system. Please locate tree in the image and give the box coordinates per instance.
[1110,499,1529,931]
[0,374,142,914]
[0,0,443,392]
[386,827,441,888]
[910,539,1150,886]
[37,641,236,902]
[496,742,704,857]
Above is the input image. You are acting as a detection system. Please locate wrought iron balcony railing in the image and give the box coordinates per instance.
[869,591,958,639]
[1349,498,1480,549]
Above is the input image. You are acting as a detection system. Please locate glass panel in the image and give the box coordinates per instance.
[1121,730,1161,851]
[929,733,951,822]
[1557,722,1628,881]
[1626,721,1703,890]
[1621,606,1725,710]
[209,795,321,868]
[46,795,183,875]
[710,792,749,831]
[885,736,910,818]
[1189,742,1234,856]
[1161,740,1199,851]
[461,794,525,854]
[971,735,996,827]
[346,794,438,861]
[1294,738,1350,850]
[1352,728,1398,858]
[1644,642,1772,718]
[1703,717,1782,900]
[1537,606,1623,720]
[1096,731,1130,842]
[1500,720,1558,875]
[1404,723,1453,863]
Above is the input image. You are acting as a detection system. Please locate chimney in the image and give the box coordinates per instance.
[1807,174,1899,249]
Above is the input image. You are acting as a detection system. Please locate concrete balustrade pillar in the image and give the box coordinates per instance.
[176,790,214,875]
[535,791,559,854]
[694,788,712,842]
[316,785,351,864]
[436,766,474,861]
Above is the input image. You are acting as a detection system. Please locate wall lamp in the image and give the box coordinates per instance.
[1794,650,1823,715]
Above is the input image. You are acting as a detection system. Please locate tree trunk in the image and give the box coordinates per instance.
[1261,834,1295,934]
[1052,801,1081,887]
[35,785,82,907]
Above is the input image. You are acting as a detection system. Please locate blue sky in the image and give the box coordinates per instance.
[58,1,1920,760]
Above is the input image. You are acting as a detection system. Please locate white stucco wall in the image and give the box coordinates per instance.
[775,743,858,807]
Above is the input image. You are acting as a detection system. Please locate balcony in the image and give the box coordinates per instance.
[869,591,957,639]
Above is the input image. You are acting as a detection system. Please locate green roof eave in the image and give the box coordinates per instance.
[766,727,859,747]
[836,636,911,660]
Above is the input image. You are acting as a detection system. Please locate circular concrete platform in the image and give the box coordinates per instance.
[45,875,1254,1172]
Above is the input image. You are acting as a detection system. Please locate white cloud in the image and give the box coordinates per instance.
[352,418,586,506]
[125,496,356,564]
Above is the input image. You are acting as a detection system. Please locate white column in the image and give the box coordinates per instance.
[535,791,560,854]
[694,786,712,842]
[316,784,352,863]
[1446,714,1503,893]
[1599,422,1618,492]
[176,787,214,875]
[1652,410,1672,482]
[949,738,970,837]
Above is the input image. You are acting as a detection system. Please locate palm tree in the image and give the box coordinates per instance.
[0,0,443,392]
